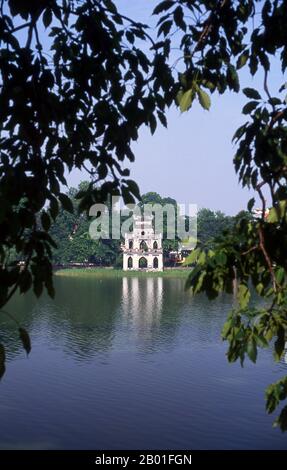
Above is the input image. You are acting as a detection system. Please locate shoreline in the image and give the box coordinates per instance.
[55,267,190,278]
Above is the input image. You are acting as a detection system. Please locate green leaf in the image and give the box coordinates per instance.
[222,319,232,339]
[173,6,185,30]
[178,89,193,112]
[182,248,199,265]
[43,8,52,28]
[227,64,239,92]
[41,211,51,231]
[0,344,5,364]
[237,284,250,308]
[267,201,287,223]
[237,51,249,69]
[157,110,167,127]
[232,123,248,142]
[149,114,157,135]
[153,0,174,15]
[178,72,187,87]
[255,282,264,295]
[215,251,227,265]
[267,207,279,223]
[19,270,32,294]
[122,187,135,205]
[274,326,285,361]
[243,88,262,100]
[242,101,258,114]
[126,31,134,45]
[197,88,211,110]
[275,267,285,284]
[247,337,257,363]
[198,251,206,264]
[0,362,5,380]
[19,327,31,355]
[103,0,118,14]
[126,179,141,200]
[247,197,255,212]
[266,383,278,413]
[59,194,74,213]
[275,405,287,431]
[49,197,59,220]
[157,19,172,37]
[254,333,268,348]
[268,97,281,106]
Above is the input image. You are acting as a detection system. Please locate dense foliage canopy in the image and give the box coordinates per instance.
[48,185,233,265]
[1,0,287,428]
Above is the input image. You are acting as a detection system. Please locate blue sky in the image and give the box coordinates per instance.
[68,0,285,215]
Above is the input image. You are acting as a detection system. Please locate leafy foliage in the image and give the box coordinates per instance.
[49,183,121,266]
[150,0,287,430]
[197,209,233,245]
[0,0,175,311]
[49,186,234,265]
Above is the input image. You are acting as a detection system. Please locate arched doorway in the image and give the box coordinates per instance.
[129,240,133,249]
[153,241,158,250]
[128,256,133,268]
[139,257,147,268]
[140,240,148,251]
[153,257,158,269]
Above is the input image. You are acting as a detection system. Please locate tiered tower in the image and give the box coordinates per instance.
[122,215,163,271]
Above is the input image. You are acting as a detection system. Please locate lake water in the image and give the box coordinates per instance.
[0,276,286,449]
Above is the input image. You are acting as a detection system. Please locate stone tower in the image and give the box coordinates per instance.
[122,215,163,271]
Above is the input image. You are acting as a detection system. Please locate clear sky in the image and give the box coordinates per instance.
[66,0,284,215]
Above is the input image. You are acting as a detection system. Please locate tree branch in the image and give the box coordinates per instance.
[26,22,34,49]
[256,180,266,220]
[191,0,228,58]
[10,22,31,34]
[258,224,277,291]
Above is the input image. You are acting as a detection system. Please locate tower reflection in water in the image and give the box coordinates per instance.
[121,277,163,347]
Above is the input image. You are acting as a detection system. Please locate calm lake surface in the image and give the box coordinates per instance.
[0,276,286,449]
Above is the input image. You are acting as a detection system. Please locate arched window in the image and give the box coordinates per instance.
[139,257,147,268]
[153,257,158,269]
[128,256,133,268]
[140,240,148,251]
[129,240,133,249]
[153,241,158,250]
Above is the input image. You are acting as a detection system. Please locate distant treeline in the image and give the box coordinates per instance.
[48,182,248,267]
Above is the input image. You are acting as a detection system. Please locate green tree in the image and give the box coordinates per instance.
[197,208,233,245]
[1,0,287,428]
[49,182,121,265]
[139,191,179,252]
[0,0,174,313]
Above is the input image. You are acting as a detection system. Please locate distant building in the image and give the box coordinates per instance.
[165,248,192,266]
[252,207,270,219]
[122,215,163,271]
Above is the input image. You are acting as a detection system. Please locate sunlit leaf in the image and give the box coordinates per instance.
[197,88,211,110]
